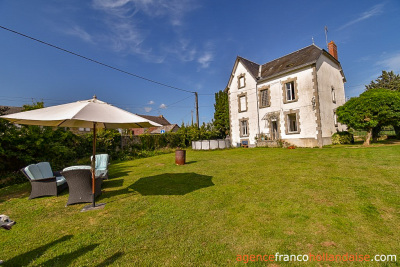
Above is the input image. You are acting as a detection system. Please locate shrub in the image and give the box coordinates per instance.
[332,131,354,145]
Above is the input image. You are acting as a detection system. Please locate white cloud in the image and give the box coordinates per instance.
[198,52,213,68]
[144,107,152,112]
[337,3,384,31]
[377,52,400,72]
[159,103,167,109]
[148,100,155,105]
[65,26,94,43]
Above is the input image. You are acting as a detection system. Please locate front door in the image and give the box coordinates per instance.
[271,120,279,140]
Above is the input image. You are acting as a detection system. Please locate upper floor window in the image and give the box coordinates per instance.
[238,74,246,89]
[331,87,336,103]
[287,113,298,132]
[284,109,300,135]
[259,86,270,108]
[282,78,298,104]
[238,94,247,112]
[286,81,295,101]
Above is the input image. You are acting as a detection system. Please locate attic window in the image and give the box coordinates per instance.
[286,63,294,68]
[238,74,246,89]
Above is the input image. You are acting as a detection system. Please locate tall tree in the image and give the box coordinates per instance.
[336,89,400,145]
[365,70,400,91]
[213,90,229,138]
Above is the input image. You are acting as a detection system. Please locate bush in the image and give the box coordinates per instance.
[332,131,354,145]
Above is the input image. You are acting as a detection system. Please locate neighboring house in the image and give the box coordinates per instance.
[130,115,178,135]
[225,41,346,148]
[150,124,180,134]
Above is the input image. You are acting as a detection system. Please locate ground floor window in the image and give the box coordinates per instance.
[284,110,300,134]
[240,119,249,137]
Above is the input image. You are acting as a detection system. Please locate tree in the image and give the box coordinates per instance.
[336,89,400,145]
[213,90,229,138]
[365,71,400,91]
[365,71,400,138]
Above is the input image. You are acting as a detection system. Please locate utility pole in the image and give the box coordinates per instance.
[191,110,194,126]
[195,92,199,128]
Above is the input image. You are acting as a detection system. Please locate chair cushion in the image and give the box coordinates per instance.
[91,154,109,170]
[37,162,54,179]
[24,164,44,180]
[63,165,91,172]
[56,176,67,186]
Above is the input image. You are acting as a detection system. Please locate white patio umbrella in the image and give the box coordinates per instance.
[0,96,161,209]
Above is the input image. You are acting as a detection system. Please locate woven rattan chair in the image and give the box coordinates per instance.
[21,162,68,199]
[61,169,103,206]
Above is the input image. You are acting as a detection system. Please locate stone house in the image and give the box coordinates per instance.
[225,41,346,148]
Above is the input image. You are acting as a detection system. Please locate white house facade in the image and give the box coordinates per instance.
[225,42,346,148]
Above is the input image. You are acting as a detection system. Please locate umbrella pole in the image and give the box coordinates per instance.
[92,122,96,207]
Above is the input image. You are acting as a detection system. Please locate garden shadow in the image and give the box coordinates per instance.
[131,173,214,195]
[102,179,124,188]
[40,244,99,266]
[5,235,73,266]
[95,251,124,267]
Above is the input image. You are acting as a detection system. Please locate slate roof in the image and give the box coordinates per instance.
[234,44,341,83]
[150,124,180,134]
[136,114,171,126]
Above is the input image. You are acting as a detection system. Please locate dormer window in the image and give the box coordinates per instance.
[238,74,246,89]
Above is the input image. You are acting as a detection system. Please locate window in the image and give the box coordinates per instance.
[284,110,300,134]
[333,112,337,125]
[286,81,295,101]
[240,119,249,137]
[287,113,297,132]
[282,78,298,104]
[331,87,336,103]
[259,88,269,108]
[238,74,246,88]
[238,94,247,112]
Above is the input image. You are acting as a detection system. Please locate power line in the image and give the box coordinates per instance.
[0,25,195,94]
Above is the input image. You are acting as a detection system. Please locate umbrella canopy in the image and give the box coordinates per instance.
[0,96,162,209]
[0,96,160,129]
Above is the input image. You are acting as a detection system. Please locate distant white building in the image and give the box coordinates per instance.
[225,42,346,148]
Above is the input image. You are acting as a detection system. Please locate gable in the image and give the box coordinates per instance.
[225,56,260,92]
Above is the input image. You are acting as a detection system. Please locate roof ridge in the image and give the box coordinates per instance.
[261,44,320,66]
[237,56,260,66]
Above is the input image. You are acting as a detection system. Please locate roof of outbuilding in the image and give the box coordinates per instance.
[136,114,171,126]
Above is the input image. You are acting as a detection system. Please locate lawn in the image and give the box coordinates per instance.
[1,144,400,266]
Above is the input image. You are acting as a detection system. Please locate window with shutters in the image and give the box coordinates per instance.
[259,86,270,108]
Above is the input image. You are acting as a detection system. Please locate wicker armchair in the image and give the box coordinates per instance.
[61,169,103,206]
[21,162,68,199]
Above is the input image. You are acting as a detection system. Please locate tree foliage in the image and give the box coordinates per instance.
[365,70,400,91]
[336,89,400,145]
[213,90,229,138]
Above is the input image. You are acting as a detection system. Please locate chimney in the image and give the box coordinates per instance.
[159,115,163,118]
[328,41,338,60]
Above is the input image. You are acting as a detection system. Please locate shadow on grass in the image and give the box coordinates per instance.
[95,251,124,267]
[184,161,197,165]
[40,244,99,266]
[102,179,124,188]
[131,173,214,195]
[4,235,73,266]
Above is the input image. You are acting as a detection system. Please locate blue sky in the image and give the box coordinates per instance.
[1,0,399,125]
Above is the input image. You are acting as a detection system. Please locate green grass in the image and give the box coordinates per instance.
[1,145,400,266]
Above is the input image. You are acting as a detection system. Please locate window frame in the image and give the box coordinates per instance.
[237,73,246,89]
[239,118,249,137]
[284,109,301,135]
[331,86,336,103]
[237,92,248,113]
[258,85,271,108]
[281,77,298,104]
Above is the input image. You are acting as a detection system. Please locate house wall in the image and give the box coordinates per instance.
[257,66,318,147]
[316,55,347,145]
[228,61,258,147]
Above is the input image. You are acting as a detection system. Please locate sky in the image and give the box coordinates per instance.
[1,0,399,125]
